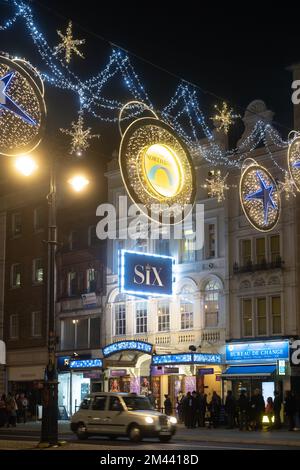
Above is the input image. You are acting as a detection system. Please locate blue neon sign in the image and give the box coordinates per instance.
[69,359,103,369]
[119,250,174,297]
[152,353,222,366]
[225,341,289,364]
[103,340,153,358]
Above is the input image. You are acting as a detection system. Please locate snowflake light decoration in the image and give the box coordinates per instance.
[60,114,100,155]
[211,102,240,134]
[278,171,296,201]
[203,170,229,202]
[54,21,85,64]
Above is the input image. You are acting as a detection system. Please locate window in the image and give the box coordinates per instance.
[240,239,251,266]
[69,231,79,251]
[241,299,253,337]
[61,317,100,350]
[9,314,19,339]
[180,300,193,330]
[61,319,76,350]
[109,396,123,411]
[114,295,126,336]
[12,213,22,237]
[270,235,280,263]
[88,226,98,246]
[158,300,170,331]
[136,301,147,334]
[271,296,281,334]
[76,317,89,349]
[31,311,42,337]
[34,207,45,232]
[92,396,106,411]
[181,235,195,263]
[208,224,215,258]
[33,259,44,283]
[87,268,96,292]
[68,272,78,296]
[257,298,267,336]
[90,317,100,348]
[136,238,148,252]
[204,280,219,327]
[256,238,266,264]
[156,239,170,256]
[11,264,21,288]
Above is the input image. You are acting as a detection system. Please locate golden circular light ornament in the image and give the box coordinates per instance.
[0,55,46,156]
[239,162,280,232]
[288,136,300,191]
[119,103,196,223]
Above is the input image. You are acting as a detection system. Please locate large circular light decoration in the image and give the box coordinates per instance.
[0,55,46,156]
[239,161,280,232]
[288,136,300,191]
[119,102,196,222]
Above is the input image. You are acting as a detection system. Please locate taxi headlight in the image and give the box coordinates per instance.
[145,416,154,424]
[169,417,177,424]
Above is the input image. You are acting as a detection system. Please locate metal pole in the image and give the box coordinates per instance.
[39,156,58,446]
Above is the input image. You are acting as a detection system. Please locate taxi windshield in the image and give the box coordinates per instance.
[123,396,153,411]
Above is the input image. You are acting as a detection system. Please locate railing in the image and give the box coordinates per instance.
[201,329,224,343]
[233,258,284,274]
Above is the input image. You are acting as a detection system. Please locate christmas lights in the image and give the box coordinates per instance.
[202,170,230,202]
[54,20,85,64]
[211,102,240,134]
[60,113,100,155]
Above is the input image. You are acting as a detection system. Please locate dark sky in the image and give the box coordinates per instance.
[1,1,300,155]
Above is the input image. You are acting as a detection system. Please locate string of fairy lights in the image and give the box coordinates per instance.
[0,0,295,182]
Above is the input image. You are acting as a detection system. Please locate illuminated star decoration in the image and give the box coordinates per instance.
[211,102,240,134]
[278,172,296,200]
[54,21,85,63]
[60,114,100,155]
[0,72,36,125]
[245,171,277,224]
[203,170,229,202]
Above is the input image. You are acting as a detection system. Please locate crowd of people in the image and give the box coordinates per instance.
[0,393,29,427]
[163,389,300,431]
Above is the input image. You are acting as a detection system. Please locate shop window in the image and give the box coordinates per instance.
[158,300,170,332]
[240,239,251,266]
[180,287,194,330]
[11,263,21,288]
[33,258,44,284]
[34,207,45,232]
[256,237,266,265]
[12,212,22,237]
[31,311,42,337]
[204,280,219,327]
[114,295,126,336]
[257,298,267,336]
[136,301,147,334]
[9,314,19,339]
[271,296,281,334]
[241,298,253,337]
[270,235,280,263]
[92,396,106,410]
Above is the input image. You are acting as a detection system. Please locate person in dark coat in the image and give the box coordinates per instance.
[273,391,282,429]
[225,390,236,429]
[210,391,221,428]
[284,390,297,431]
[183,392,194,428]
[198,392,207,427]
[0,394,7,427]
[237,390,249,431]
[249,389,265,431]
[164,394,172,416]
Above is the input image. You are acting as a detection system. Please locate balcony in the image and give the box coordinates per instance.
[233,258,284,274]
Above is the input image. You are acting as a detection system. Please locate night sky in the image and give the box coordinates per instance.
[1,1,300,157]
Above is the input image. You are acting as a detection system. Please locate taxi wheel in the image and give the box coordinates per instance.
[159,436,172,443]
[128,424,142,442]
[76,423,88,440]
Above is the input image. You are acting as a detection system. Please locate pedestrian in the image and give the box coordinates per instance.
[265,397,274,430]
[237,389,249,431]
[0,394,7,427]
[210,391,221,428]
[147,391,156,408]
[176,391,184,423]
[183,392,194,428]
[249,388,265,431]
[284,390,297,431]
[164,394,172,416]
[198,392,207,427]
[225,390,236,429]
[273,391,282,430]
[6,393,17,427]
[20,393,28,423]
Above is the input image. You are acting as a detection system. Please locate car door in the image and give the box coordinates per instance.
[101,396,127,435]
[86,395,108,433]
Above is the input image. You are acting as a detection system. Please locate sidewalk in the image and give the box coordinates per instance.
[1,421,300,447]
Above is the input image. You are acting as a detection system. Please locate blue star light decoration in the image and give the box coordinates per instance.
[245,171,277,224]
[0,71,37,126]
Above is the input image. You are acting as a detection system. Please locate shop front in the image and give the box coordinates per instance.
[152,352,223,411]
[57,356,103,417]
[222,340,290,402]
[102,340,153,395]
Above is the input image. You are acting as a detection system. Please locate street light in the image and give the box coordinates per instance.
[68,174,89,192]
[14,155,38,176]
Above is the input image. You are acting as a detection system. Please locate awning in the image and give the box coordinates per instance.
[222,365,276,378]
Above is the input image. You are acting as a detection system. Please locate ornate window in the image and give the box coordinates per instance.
[158,300,170,332]
[114,294,126,336]
[180,287,194,330]
[204,280,220,327]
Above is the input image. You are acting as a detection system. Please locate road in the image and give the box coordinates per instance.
[0,429,298,450]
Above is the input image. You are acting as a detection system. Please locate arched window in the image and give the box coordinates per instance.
[158,300,170,332]
[113,294,126,336]
[204,280,220,327]
[180,286,194,330]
